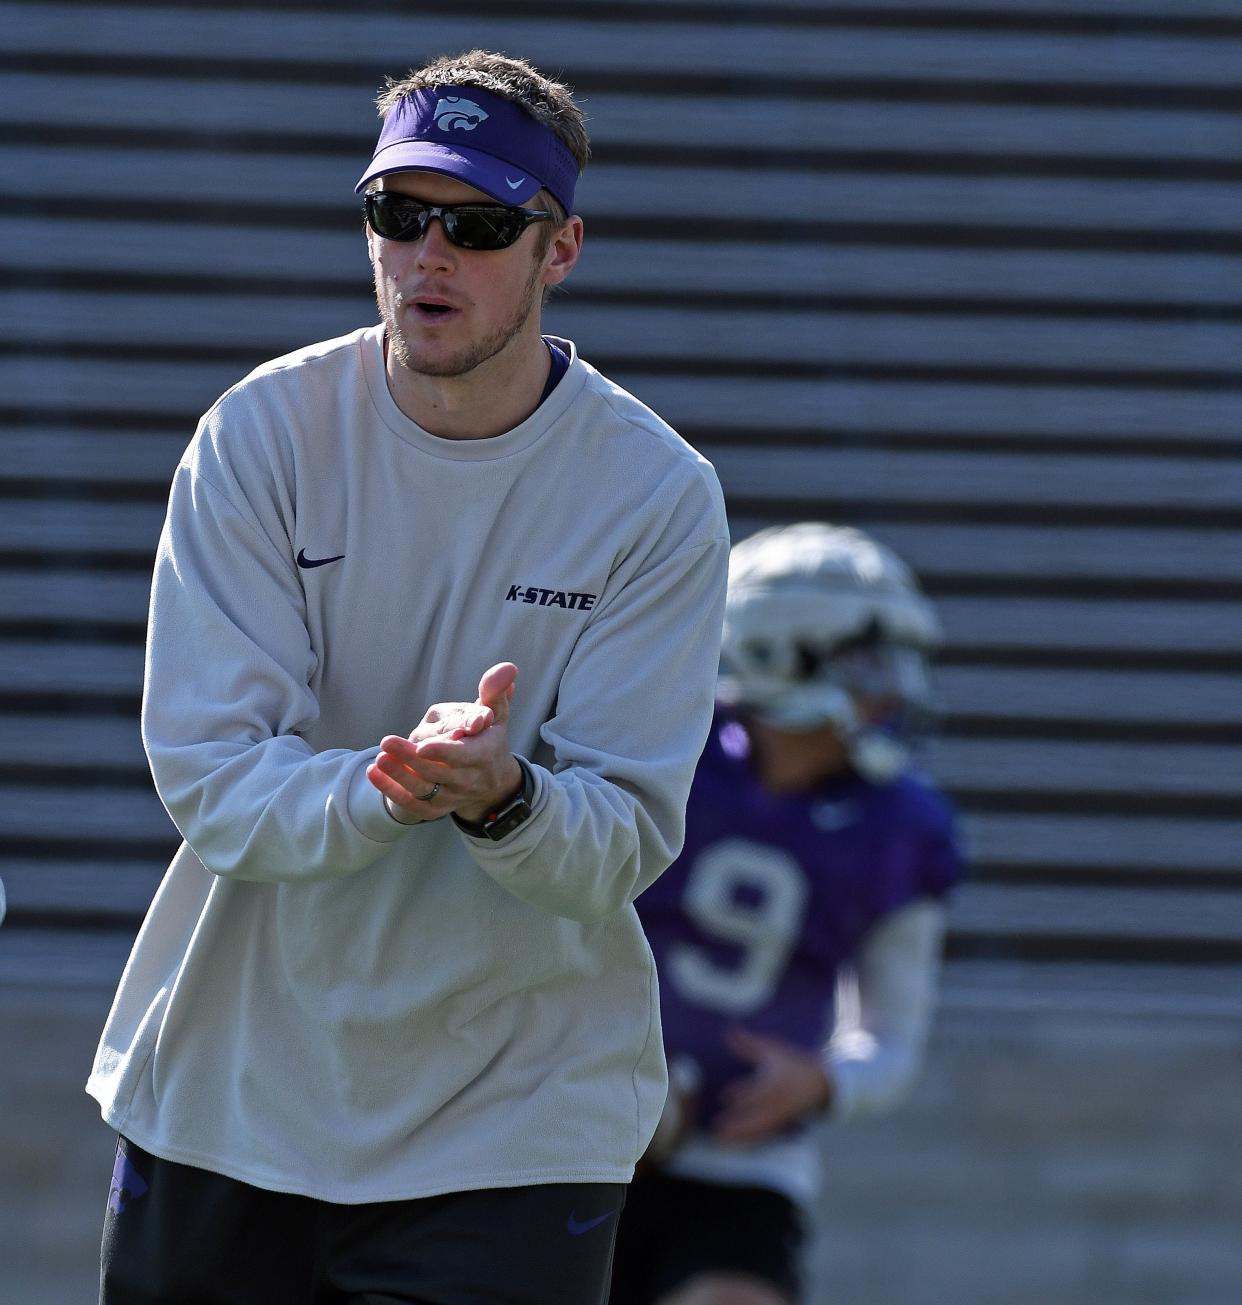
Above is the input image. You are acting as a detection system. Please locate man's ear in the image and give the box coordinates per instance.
[543,215,584,289]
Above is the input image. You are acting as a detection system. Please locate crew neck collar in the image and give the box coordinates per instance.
[359,324,586,460]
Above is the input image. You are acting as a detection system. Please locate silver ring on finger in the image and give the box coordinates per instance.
[415,783,441,802]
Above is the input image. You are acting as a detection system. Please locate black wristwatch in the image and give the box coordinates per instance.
[452,757,535,842]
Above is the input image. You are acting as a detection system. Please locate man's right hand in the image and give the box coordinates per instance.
[367,662,520,824]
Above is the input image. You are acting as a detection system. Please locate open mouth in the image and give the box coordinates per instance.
[409,300,459,326]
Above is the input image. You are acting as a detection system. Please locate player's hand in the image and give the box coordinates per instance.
[711,1027,833,1144]
[367,662,522,823]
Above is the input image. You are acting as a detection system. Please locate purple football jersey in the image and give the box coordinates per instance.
[636,711,963,1124]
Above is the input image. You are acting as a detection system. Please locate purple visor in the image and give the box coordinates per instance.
[355,85,578,214]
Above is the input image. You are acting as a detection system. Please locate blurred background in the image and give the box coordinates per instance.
[1,1,1240,1301]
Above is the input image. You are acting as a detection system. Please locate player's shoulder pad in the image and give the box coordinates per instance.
[882,767,958,835]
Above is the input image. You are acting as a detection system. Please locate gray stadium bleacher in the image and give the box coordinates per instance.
[3,0,1238,990]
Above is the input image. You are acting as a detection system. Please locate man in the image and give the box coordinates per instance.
[90,51,729,1305]
[611,523,964,1305]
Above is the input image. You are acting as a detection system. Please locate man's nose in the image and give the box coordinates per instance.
[414,215,456,269]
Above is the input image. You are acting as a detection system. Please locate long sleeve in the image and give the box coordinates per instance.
[142,462,405,884]
[826,899,948,1120]
[462,528,730,924]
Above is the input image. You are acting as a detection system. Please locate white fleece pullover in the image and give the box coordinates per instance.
[87,326,730,1203]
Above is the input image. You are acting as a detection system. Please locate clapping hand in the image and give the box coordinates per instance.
[368,662,522,824]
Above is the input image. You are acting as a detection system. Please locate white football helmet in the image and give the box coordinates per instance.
[718,522,942,781]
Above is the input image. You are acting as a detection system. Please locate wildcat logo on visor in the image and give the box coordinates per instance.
[433,97,489,131]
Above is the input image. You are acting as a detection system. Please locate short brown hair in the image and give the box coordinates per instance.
[376,50,590,178]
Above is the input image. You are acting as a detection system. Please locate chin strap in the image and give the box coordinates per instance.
[846,727,911,783]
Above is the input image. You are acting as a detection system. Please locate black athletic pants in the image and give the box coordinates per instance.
[100,1136,624,1305]
[610,1170,802,1305]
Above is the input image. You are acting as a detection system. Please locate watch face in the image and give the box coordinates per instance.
[483,798,531,841]
[454,760,535,841]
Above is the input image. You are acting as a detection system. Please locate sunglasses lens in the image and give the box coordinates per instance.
[366,195,427,241]
[445,208,525,250]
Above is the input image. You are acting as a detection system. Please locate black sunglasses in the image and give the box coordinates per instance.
[363,193,554,251]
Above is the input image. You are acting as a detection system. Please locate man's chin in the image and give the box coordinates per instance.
[390,335,475,380]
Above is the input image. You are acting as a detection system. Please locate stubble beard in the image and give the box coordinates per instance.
[381,259,545,380]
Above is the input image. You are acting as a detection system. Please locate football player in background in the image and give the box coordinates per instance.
[611,522,965,1305]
